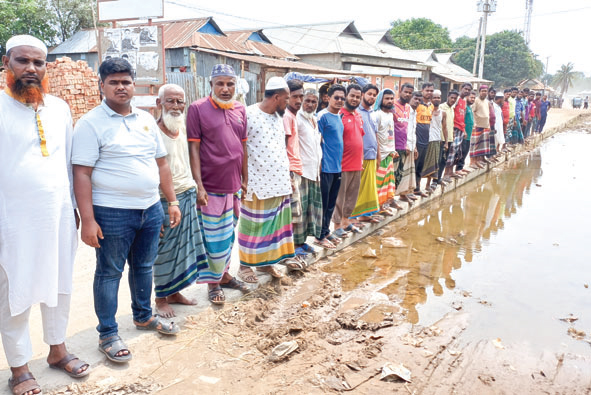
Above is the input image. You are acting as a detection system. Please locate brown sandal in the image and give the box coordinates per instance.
[8,372,41,395]
[238,267,259,283]
[49,353,90,378]
[256,265,284,278]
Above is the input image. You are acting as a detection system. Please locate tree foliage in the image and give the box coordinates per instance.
[552,62,578,96]
[453,30,543,87]
[0,0,57,55]
[0,0,97,56]
[389,18,453,51]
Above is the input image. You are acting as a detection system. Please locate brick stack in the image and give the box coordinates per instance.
[0,57,100,123]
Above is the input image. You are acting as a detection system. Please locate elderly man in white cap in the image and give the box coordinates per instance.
[237,76,296,282]
[0,35,89,395]
[187,64,250,305]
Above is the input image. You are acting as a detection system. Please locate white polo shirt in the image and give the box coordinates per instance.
[72,100,167,209]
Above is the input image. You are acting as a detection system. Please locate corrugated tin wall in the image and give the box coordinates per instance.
[166,72,210,105]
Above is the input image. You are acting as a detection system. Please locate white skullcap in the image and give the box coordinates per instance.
[6,35,47,55]
[265,76,288,91]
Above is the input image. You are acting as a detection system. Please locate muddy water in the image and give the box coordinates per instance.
[324,130,591,355]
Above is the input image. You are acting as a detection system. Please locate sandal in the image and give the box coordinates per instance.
[98,335,132,363]
[8,372,41,395]
[333,228,350,238]
[359,217,381,224]
[301,243,317,255]
[313,238,336,250]
[294,246,309,257]
[238,266,259,283]
[220,278,250,293]
[279,257,306,271]
[208,286,225,305]
[344,224,362,234]
[134,315,179,335]
[256,265,284,278]
[49,353,90,378]
[326,233,342,245]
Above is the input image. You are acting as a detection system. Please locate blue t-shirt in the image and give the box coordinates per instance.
[317,109,344,173]
[540,101,551,117]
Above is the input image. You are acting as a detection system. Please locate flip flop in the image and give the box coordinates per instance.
[326,234,342,245]
[333,228,350,238]
[301,243,317,255]
[8,372,41,395]
[344,224,362,234]
[220,278,250,293]
[294,246,309,257]
[98,335,132,363]
[313,238,336,250]
[238,267,259,283]
[279,257,306,271]
[49,353,90,378]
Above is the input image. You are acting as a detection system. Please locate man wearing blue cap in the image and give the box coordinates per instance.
[187,64,250,304]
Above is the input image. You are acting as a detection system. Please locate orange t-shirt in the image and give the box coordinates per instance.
[283,109,303,175]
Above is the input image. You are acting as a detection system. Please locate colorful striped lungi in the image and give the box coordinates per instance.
[446,128,463,167]
[196,191,240,283]
[470,127,491,158]
[376,154,396,205]
[351,159,379,218]
[395,150,417,196]
[292,177,322,245]
[238,194,295,267]
[422,141,440,177]
[488,129,497,156]
[154,188,207,297]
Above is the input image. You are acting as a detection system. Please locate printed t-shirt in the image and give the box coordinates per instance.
[186,97,247,194]
[283,108,303,175]
[454,97,466,131]
[375,110,395,158]
[244,104,291,200]
[317,109,344,173]
[473,97,490,129]
[393,100,410,150]
[339,107,364,172]
[415,102,432,147]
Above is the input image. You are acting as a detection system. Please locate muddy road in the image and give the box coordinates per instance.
[40,114,591,394]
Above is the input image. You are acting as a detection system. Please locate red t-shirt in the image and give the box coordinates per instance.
[454,97,466,131]
[502,101,510,125]
[339,107,365,172]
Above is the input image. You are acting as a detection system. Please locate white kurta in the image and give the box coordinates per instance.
[0,91,77,316]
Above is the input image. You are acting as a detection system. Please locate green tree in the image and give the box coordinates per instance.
[389,18,453,51]
[48,0,98,43]
[453,30,542,87]
[0,0,57,55]
[553,62,578,97]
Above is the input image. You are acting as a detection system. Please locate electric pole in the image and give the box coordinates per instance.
[476,0,497,79]
[472,17,482,76]
[524,0,534,46]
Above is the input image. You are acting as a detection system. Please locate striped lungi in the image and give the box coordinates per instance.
[396,150,417,196]
[351,159,379,218]
[470,127,491,158]
[196,191,240,283]
[446,128,463,167]
[488,129,497,156]
[154,188,207,297]
[292,177,322,245]
[376,155,396,205]
[238,194,295,267]
[422,141,440,177]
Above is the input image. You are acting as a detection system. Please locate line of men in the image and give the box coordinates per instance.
[0,32,554,394]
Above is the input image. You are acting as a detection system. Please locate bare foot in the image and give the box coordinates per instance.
[155,297,175,318]
[167,292,197,306]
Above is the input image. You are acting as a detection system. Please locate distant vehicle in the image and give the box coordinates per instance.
[572,97,582,109]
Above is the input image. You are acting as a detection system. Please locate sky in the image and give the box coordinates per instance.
[158,0,591,76]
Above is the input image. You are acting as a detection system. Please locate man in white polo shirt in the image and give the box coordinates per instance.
[72,58,181,364]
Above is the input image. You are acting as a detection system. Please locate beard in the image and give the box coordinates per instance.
[381,103,394,110]
[345,101,359,111]
[162,110,186,133]
[5,70,48,104]
[211,91,236,110]
[362,98,375,108]
[277,108,285,117]
[300,108,316,120]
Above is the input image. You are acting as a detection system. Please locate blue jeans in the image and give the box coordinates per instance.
[320,172,341,240]
[93,202,164,339]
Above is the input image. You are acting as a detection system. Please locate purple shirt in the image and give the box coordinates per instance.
[393,100,410,150]
[187,97,247,194]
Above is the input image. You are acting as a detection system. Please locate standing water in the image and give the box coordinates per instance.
[324,130,591,355]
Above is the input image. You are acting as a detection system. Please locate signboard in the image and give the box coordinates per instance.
[99,26,165,85]
[98,0,164,22]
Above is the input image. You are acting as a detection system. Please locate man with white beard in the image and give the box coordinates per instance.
[153,84,207,317]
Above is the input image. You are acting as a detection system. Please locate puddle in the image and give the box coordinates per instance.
[324,130,591,355]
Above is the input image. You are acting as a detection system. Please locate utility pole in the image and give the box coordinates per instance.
[524,0,534,46]
[476,0,497,79]
[472,17,482,76]
[543,56,550,96]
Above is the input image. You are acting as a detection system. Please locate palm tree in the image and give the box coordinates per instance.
[553,62,577,97]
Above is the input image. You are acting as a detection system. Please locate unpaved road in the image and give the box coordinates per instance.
[1,110,589,395]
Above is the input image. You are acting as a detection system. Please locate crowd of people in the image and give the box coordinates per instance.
[0,34,553,395]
